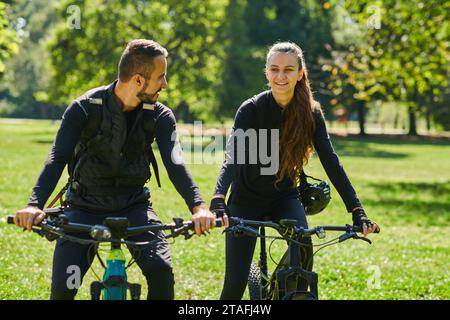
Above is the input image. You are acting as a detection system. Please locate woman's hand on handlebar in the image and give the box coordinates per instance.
[352,207,380,237]
[14,206,46,231]
[209,194,230,229]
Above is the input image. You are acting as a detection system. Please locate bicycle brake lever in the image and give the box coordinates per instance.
[338,232,354,243]
[28,226,58,242]
[30,227,45,237]
[353,234,372,244]
[175,225,195,240]
[223,225,255,238]
[184,230,195,240]
[240,225,261,238]
[340,232,372,244]
[223,226,238,234]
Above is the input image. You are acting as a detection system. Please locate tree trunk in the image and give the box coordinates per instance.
[393,110,399,129]
[408,106,418,136]
[426,110,431,132]
[357,100,366,136]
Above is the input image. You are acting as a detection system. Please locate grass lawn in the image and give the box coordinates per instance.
[0,119,449,299]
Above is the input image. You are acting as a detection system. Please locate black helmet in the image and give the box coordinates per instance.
[301,181,331,215]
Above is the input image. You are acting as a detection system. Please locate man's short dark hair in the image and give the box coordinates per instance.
[118,39,168,82]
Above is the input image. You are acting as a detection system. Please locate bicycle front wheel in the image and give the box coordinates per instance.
[248,262,268,300]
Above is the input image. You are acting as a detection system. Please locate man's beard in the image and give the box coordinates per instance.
[137,80,160,104]
[137,91,157,104]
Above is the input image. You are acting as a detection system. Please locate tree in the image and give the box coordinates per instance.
[323,1,372,135]
[217,0,335,118]
[0,0,59,118]
[215,0,263,118]
[330,0,449,135]
[0,1,19,79]
[46,0,226,121]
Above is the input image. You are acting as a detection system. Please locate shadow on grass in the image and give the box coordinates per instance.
[185,133,450,158]
[32,139,54,145]
[331,139,408,158]
[32,133,450,159]
[181,136,408,158]
[364,180,450,226]
[330,133,450,147]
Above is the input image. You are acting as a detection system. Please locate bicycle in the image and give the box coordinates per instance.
[7,207,223,300]
[225,216,379,300]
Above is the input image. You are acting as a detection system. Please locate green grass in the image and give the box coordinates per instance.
[0,119,449,300]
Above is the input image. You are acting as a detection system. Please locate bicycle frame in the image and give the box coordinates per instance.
[90,217,142,300]
[227,217,377,300]
[257,226,318,300]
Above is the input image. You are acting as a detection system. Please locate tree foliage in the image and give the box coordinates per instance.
[217,0,335,117]
[0,1,19,78]
[46,0,226,121]
[0,0,59,118]
[327,0,449,132]
[0,0,448,132]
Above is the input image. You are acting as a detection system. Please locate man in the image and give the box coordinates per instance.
[13,39,217,300]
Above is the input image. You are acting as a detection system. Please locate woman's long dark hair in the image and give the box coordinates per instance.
[267,42,321,186]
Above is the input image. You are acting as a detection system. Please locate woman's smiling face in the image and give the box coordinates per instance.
[265,52,303,103]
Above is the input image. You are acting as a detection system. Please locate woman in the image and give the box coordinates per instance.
[210,42,379,300]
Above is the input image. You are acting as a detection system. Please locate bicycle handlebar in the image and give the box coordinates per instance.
[6,216,223,230]
[7,210,224,244]
[227,216,379,244]
[229,217,379,233]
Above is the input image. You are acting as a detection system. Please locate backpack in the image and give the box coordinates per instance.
[47,87,161,208]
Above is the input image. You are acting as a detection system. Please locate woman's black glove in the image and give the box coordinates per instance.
[352,207,371,226]
[352,207,379,233]
[209,197,229,218]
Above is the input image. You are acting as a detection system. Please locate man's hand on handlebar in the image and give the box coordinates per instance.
[14,206,46,231]
[191,203,217,236]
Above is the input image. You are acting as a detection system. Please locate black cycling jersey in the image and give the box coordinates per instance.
[28,83,204,212]
[213,90,361,212]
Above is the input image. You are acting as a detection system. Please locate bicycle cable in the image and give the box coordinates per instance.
[268,237,280,266]
[312,236,341,248]
[88,243,103,282]
[305,239,341,269]
[265,232,343,271]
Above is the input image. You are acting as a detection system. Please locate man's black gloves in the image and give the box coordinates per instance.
[209,197,229,218]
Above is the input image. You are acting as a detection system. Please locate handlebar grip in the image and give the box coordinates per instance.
[354,225,381,234]
[186,218,224,229]
[7,216,15,224]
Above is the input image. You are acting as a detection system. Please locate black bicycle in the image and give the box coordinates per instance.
[7,207,223,300]
[225,216,379,300]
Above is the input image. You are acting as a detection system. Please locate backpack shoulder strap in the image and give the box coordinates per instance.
[78,85,108,122]
[142,102,161,188]
[149,147,161,188]
[75,86,109,137]
[68,86,109,179]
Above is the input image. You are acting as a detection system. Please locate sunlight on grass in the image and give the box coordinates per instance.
[0,120,449,299]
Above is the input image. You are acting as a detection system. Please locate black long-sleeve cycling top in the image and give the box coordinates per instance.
[213,90,362,212]
[28,85,204,212]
